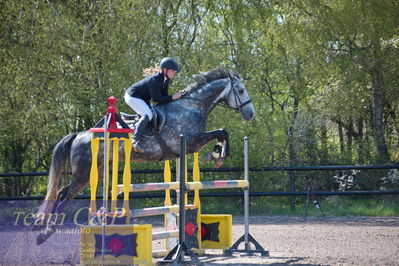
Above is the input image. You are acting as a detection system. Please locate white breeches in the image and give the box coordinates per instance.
[124,92,153,120]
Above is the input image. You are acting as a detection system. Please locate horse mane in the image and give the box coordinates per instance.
[185,69,238,93]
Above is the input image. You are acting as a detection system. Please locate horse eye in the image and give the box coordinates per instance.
[238,89,244,95]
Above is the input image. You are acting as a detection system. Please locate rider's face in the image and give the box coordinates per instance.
[165,69,177,79]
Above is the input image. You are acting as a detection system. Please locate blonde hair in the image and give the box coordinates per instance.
[143,65,161,77]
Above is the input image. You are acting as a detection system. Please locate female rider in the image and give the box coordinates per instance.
[124,57,183,153]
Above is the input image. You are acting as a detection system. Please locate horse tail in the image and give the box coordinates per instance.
[36,133,79,218]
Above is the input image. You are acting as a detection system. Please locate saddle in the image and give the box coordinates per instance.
[121,106,177,159]
[120,105,166,136]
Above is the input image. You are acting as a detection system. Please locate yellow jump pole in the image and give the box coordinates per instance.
[193,152,202,248]
[164,160,172,207]
[111,139,119,213]
[193,153,201,208]
[185,155,188,205]
[123,134,132,224]
[89,135,100,223]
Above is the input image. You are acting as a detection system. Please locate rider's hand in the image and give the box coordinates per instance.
[172,92,182,100]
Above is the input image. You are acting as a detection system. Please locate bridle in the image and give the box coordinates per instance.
[181,74,252,113]
[218,74,252,113]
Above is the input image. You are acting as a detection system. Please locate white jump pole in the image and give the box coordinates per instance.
[244,136,249,249]
[225,136,269,256]
[101,113,110,266]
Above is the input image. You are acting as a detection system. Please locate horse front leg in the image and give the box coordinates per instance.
[188,129,230,168]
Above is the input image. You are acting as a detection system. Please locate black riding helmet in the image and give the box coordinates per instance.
[159,57,181,72]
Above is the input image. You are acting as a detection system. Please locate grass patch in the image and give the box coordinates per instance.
[198,195,399,217]
[320,196,399,216]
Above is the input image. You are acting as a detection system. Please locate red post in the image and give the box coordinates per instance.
[107,96,117,129]
[90,96,133,134]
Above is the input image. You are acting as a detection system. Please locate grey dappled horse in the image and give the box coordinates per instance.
[34,69,255,244]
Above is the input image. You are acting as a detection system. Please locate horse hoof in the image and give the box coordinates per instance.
[213,158,225,168]
[200,152,213,164]
[37,232,51,245]
[36,225,55,245]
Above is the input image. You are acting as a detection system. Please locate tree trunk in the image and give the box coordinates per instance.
[346,117,353,159]
[356,118,365,164]
[288,98,299,166]
[287,97,299,210]
[305,123,318,164]
[371,40,390,163]
[337,119,345,154]
[320,123,328,164]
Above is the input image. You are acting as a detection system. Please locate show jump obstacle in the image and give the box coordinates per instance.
[80,96,268,265]
[80,96,152,265]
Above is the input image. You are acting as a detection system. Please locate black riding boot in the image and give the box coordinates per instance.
[133,115,150,153]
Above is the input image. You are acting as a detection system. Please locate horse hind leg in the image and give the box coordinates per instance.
[35,184,70,244]
[32,183,68,232]
[36,168,91,245]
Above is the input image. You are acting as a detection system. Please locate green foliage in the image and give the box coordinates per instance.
[1,0,398,197]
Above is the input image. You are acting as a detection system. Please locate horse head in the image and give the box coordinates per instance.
[217,72,255,121]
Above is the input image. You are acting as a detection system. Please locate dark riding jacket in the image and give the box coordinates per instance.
[127,72,172,106]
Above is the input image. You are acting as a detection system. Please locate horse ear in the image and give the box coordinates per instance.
[230,74,238,83]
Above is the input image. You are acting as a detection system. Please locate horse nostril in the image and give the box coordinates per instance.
[244,111,254,121]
